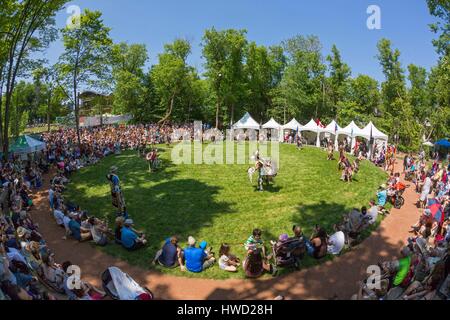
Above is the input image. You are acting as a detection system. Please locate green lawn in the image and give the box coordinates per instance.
[65,143,387,279]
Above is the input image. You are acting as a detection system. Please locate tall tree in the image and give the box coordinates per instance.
[57,9,112,145]
[151,38,193,124]
[0,0,67,156]
[279,35,326,122]
[338,75,380,126]
[326,45,351,113]
[377,39,420,149]
[110,42,148,116]
[407,64,429,122]
[202,28,247,128]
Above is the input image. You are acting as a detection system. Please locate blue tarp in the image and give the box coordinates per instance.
[435,139,450,148]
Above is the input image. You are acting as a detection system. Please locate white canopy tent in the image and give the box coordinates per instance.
[323,120,341,135]
[233,112,260,130]
[262,118,282,142]
[262,118,281,130]
[300,119,322,147]
[281,118,303,142]
[361,122,389,159]
[282,118,303,131]
[361,122,389,141]
[337,121,367,151]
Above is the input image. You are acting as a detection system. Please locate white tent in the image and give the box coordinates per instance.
[233,112,260,130]
[262,118,281,130]
[282,118,303,131]
[361,122,389,141]
[323,120,341,135]
[300,119,322,147]
[301,119,321,132]
[337,121,366,152]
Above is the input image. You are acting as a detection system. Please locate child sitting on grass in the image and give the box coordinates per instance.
[218,244,240,272]
[245,229,266,257]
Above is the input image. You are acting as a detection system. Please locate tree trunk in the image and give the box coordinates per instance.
[158,92,176,125]
[215,100,220,129]
[47,90,52,132]
[231,104,234,129]
[73,68,81,146]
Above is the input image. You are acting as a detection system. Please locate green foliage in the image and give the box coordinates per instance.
[110,42,149,116]
[326,44,351,109]
[427,0,450,56]
[57,9,112,142]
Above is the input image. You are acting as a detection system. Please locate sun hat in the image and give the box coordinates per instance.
[124,219,134,226]
[17,227,29,238]
[380,184,387,189]
[188,236,196,246]
[199,241,207,250]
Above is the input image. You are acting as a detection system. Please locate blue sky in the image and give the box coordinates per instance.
[43,0,439,82]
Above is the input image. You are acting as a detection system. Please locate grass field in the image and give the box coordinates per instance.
[65,143,387,279]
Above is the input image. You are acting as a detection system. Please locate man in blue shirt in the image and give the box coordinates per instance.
[68,218,91,242]
[121,219,147,251]
[181,237,215,273]
[152,236,183,268]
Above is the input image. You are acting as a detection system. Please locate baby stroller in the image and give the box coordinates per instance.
[101,267,154,300]
[388,183,407,209]
[270,235,305,273]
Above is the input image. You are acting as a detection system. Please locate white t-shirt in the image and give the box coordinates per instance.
[53,209,64,226]
[219,255,230,270]
[327,231,345,255]
[367,206,379,224]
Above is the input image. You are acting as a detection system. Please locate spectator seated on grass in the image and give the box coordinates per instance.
[377,184,388,210]
[243,245,273,278]
[152,236,183,268]
[327,224,346,255]
[86,217,109,247]
[343,207,372,242]
[367,200,379,225]
[68,216,92,242]
[180,236,215,273]
[120,219,147,251]
[304,226,328,260]
[218,244,240,272]
[39,250,65,292]
[114,217,125,245]
[244,229,266,257]
[289,226,307,260]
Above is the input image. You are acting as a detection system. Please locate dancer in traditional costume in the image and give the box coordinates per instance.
[107,166,125,212]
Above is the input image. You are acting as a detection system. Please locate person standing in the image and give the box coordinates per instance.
[107,166,125,213]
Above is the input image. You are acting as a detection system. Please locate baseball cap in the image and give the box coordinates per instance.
[199,241,207,250]
[124,219,134,226]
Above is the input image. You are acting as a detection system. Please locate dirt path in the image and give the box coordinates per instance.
[30,160,420,300]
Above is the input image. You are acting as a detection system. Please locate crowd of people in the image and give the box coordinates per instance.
[2,123,449,300]
[352,158,450,300]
